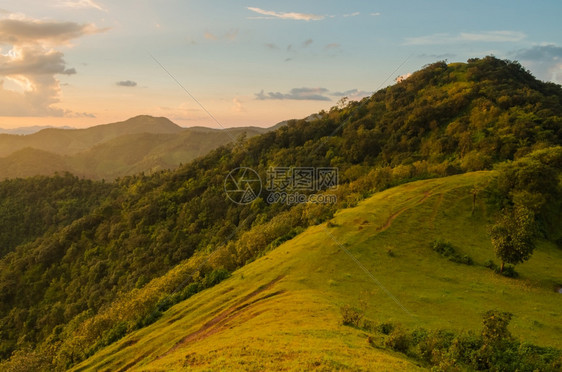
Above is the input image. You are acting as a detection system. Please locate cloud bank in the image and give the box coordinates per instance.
[256,87,331,101]
[247,7,324,21]
[57,0,107,12]
[0,13,103,116]
[404,30,526,45]
[255,87,372,101]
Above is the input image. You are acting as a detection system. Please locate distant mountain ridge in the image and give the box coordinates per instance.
[0,115,280,180]
[0,125,75,135]
[0,115,184,157]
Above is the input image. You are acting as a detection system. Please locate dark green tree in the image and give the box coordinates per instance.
[490,206,537,273]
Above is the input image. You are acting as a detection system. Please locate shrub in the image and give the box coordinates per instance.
[377,322,395,335]
[135,309,162,329]
[361,319,375,332]
[485,261,518,277]
[385,327,411,353]
[98,322,128,348]
[340,305,363,327]
[451,254,474,265]
[354,311,562,371]
[432,239,473,265]
[409,328,429,346]
[484,260,497,270]
[432,239,456,256]
[203,268,230,287]
[498,265,518,278]
[417,330,456,364]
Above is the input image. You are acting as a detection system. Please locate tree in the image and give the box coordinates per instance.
[478,310,514,369]
[490,206,536,273]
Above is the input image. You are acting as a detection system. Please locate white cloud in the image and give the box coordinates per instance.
[418,53,456,59]
[57,0,107,12]
[0,15,105,117]
[0,17,102,46]
[232,97,245,112]
[460,31,525,42]
[343,12,360,17]
[404,30,526,45]
[256,87,331,101]
[247,7,324,21]
[370,12,381,16]
[255,87,372,101]
[331,89,372,100]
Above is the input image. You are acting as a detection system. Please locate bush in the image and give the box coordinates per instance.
[377,322,395,335]
[484,260,497,270]
[361,319,375,332]
[203,268,230,287]
[385,327,411,353]
[432,239,456,256]
[409,328,429,346]
[340,305,363,327]
[431,239,473,265]
[498,265,518,278]
[98,322,128,348]
[349,310,562,371]
[417,329,456,364]
[485,260,518,277]
[135,309,162,329]
[451,254,474,265]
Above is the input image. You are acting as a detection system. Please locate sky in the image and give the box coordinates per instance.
[0,0,562,129]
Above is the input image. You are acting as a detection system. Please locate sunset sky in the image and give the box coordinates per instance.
[1,0,562,129]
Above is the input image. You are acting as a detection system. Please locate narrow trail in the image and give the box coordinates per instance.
[160,275,285,358]
[377,191,432,232]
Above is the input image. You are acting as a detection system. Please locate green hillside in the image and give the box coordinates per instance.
[0,174,112,258]
[67,127,267,180]
[72,172,562,371]
[0,57,561,371]
[0,148,69,178]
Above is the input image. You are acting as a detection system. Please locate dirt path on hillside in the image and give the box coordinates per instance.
[377,191,432,232]
[160,275,286,358]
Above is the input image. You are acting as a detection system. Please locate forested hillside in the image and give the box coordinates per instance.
[0,174,113,259]
[0,57,561,370]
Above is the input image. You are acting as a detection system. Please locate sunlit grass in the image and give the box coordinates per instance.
[73,171,562,371]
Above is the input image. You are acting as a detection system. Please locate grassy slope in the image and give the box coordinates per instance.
[73,172,562,371]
